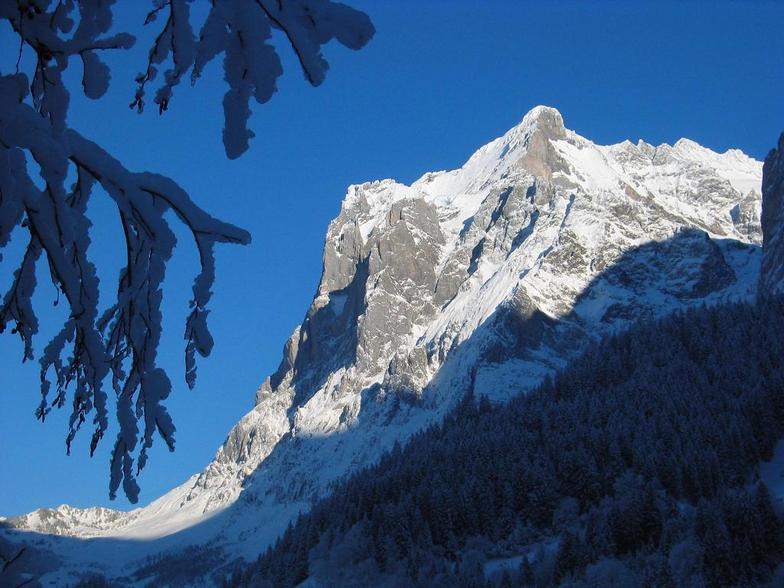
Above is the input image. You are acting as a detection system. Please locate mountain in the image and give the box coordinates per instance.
[0,107,765,585]
[761,132,784,294]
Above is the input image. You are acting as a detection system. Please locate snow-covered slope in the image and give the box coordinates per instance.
[2,106,765,585]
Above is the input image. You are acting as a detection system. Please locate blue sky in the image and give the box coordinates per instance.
[0,0,782,516]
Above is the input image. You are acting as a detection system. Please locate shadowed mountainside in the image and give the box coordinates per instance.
[0,229,767,587]
[230,297,784,587]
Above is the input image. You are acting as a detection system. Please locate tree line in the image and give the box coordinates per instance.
[229,298,784,587]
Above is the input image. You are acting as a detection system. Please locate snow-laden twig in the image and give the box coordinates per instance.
[137,0,375,158]
[1,0,366,503]
[0,70,251,502]
[0,0,372,502]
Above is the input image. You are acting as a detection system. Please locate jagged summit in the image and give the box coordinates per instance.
[348,105,761,246]
[516,105,566,137]
[2,113,765,586]
[520,104,563,121]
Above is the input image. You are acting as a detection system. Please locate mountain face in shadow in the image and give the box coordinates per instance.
[0,232,766,587]
[231,297,784,588]
[761,133,784,295]
[1,109,767,586]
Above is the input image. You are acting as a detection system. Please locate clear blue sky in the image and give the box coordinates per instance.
[1,0,782,516]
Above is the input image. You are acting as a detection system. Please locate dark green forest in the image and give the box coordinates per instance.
[229,298,784,587]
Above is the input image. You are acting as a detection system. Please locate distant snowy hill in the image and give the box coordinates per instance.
[1,107,765,586]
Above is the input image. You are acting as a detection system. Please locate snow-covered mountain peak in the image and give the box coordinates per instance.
[413,105,572,201]
[2,109,766,586]
[504,104,568,148]
[518,104,565,131]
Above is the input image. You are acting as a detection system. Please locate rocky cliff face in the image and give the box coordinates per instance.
[181,107,762,520]
[761,133,784,294]
[2,107,764,584]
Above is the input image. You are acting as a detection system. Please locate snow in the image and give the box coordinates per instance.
[329,292,348,316]
[553,139,621,192]
[672,139,762,195]
[483,538,560,579]
[485,554,530,577]
[474,359,558,403]
[761,439,784,508]
[350,180,415,241]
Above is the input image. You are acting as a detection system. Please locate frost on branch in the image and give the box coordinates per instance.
[1,0,373,502]
[0,72,250,502]
[0,1,280,503]
[131,0,375,158]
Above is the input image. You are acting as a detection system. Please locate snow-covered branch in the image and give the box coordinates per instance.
[0,0,372,502]
[1,71,250,502]
[134,0,375,158]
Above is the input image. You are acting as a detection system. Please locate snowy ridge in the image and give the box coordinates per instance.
[2,107,765,585]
